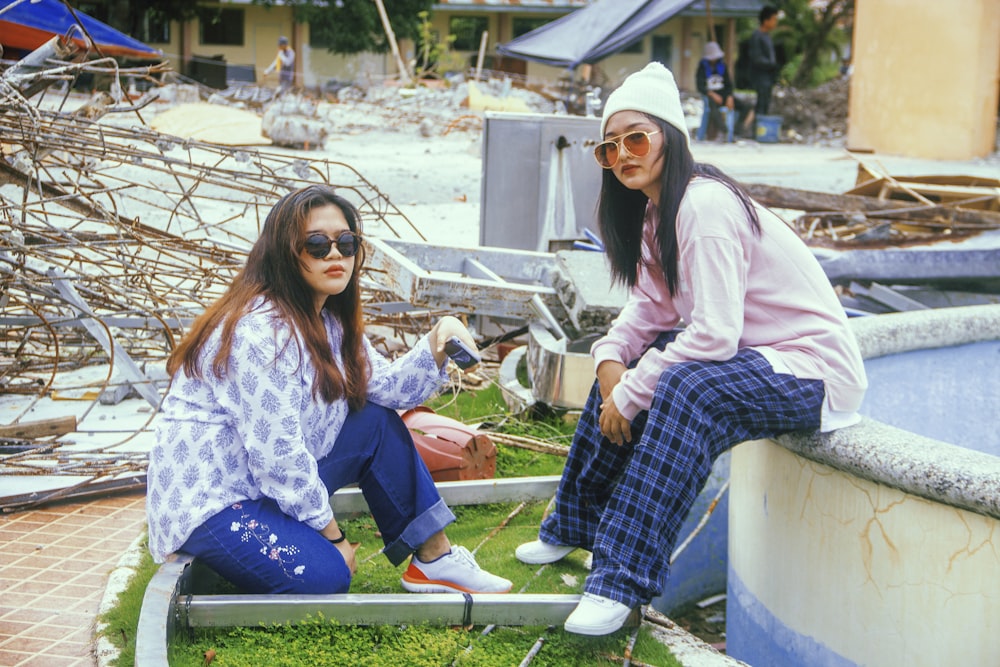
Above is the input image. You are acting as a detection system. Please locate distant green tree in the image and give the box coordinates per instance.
[773,0,854,87]
[105,0,201,41]
[295,0,434,55]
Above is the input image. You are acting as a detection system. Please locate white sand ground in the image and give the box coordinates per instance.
[311,96,1000,247]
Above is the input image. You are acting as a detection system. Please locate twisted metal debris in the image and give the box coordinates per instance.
[0,50,445,499]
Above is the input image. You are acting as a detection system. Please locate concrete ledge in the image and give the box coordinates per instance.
[778,303,1000,520]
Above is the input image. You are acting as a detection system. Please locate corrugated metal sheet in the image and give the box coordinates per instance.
[432,0,589,12]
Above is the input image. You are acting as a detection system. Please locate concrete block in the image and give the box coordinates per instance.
[553,250,627,335]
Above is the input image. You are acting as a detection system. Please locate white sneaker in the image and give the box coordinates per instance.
[401,546,512,594]
[515,540,576,565]
[564,592,635,635]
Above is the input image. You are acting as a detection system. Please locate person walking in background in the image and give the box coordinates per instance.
[146,185,512,597]
[265,36,295,95]
[695,41,736,143]
[748,5,780,131]
[515,62,867,636]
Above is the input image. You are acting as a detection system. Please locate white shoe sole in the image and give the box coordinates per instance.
[400,579,463,594]
[564,614,631,636]
[563,596,635,635]
[515,541,575,565]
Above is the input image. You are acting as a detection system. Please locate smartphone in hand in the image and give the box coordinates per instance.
[444,336,481,370]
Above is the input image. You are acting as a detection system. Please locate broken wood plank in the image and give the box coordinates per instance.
[0,415,77,440]
[744,183,1000,227]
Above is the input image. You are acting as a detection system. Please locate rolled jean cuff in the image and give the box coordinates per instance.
[383,498,456,566]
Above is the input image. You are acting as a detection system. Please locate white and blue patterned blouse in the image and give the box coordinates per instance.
[146,299,448,562]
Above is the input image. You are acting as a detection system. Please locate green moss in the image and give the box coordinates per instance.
[175,618,680,666]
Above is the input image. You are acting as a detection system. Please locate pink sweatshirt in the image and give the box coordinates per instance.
[591,177,867,423]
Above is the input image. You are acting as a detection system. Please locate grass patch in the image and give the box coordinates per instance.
[96,533,160,667]
[111,383,682,666]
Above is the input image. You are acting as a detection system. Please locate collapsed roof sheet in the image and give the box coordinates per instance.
[496,0,693,69]
[0,0,161,59]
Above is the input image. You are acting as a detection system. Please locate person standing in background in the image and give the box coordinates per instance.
[748,6,779,131]
[265,36,295,96]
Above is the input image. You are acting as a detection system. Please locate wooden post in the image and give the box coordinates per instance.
[475,30,488,81]
[373,0,412,85]
[705,0,714,41]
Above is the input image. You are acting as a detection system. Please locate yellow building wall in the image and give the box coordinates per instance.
[144,5,295,84]
[147,6,734,95]
[147,6,394,90]
[848,0,1000,159]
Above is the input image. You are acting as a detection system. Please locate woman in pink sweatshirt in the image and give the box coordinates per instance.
[516,63,868,636]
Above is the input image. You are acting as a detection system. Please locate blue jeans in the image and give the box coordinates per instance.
[697,95,736,142]
[180,403,455,594]
[538,332,824,608]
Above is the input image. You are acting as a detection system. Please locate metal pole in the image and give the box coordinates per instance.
[184,593,582,628]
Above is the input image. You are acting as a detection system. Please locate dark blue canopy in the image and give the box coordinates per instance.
[496,0,694,69]
[0,0,161,59]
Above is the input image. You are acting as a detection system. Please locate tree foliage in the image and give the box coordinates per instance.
[772,0,854,88]
[736,1,853,88]
[104,0,202,40]
[295,0,434,55]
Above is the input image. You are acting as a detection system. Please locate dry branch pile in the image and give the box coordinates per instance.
[0,47,455,498]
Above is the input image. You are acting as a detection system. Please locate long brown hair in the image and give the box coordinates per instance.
[167,185,369,409]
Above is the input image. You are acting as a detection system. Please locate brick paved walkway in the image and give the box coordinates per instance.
[0,493,146,667]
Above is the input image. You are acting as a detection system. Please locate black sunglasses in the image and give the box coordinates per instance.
[303,230,362,259]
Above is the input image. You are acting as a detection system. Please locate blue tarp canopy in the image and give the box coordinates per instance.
[496,0,694,69]
[0,0,161,59]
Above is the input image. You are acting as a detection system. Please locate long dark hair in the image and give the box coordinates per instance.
[596,116,760,296]
[168,185,369,409]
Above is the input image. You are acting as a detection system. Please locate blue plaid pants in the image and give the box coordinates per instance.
[538,333,825,608]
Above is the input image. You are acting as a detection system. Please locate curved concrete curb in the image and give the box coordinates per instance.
[644,608,748,666]
[779,304,1000,520]
[94,530,148,667]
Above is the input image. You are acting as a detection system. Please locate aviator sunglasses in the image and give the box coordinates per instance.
[303,230,362,259]
[593,130,661,169]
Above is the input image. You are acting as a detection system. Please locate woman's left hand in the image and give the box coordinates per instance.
[431,316,478,370]
[598,395,632,446]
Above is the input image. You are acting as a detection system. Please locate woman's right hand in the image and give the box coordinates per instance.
[334,540,358,575]
[322,519,358,575]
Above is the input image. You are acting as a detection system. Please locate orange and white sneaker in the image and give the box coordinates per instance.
[401,546,512,594]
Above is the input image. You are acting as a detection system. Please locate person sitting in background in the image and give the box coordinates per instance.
[146,185,512,597]
[695,41,736,143]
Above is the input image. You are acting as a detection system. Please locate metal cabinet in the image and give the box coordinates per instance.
[480,112,603,252]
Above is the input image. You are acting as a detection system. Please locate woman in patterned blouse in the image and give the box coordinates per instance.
[146,185,511,595]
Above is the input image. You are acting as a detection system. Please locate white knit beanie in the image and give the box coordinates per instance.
[600,62,690,148]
